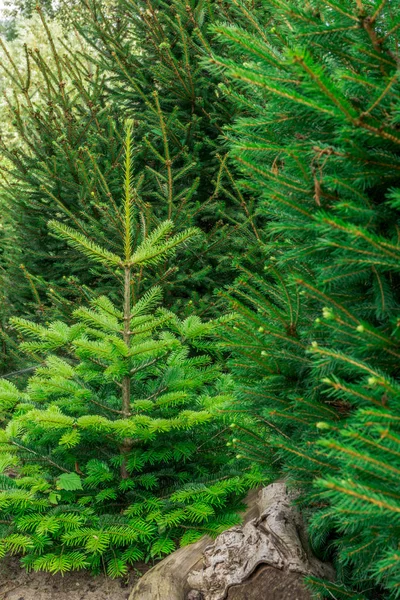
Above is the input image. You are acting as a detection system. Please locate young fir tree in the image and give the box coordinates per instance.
[212,1,400,598]
[0,124,256,576]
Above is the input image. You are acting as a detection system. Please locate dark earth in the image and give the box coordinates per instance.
[0,557,148,600]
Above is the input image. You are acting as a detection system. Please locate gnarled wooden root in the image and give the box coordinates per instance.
[129,483,334,600]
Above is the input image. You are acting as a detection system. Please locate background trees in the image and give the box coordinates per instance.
[0,0,262,373]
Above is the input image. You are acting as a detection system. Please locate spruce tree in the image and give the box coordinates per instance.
[212,1,400,598]
[0,124,255,576]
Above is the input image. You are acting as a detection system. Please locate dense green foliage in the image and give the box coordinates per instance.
[213,1,400,598]
[1,0,400,596]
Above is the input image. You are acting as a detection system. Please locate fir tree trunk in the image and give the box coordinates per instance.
[121,265,132,479]
[122,265,131,417]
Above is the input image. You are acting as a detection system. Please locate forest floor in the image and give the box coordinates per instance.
[0,557,149,600]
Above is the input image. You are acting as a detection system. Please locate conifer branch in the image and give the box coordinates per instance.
[48,221,121,267]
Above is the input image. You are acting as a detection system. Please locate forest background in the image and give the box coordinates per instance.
[0,1,400,599]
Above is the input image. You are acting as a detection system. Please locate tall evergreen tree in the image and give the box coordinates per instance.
[212,1,400,598]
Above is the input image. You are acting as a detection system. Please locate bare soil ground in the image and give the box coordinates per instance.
[0,557,148,600]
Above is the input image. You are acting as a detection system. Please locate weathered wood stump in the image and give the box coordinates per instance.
[129,483,334,600]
